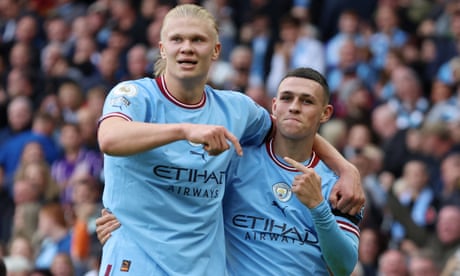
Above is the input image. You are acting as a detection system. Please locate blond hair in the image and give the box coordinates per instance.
[15,159,60,202]
[154,4,219,77]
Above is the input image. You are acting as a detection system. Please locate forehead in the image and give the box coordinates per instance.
[162,16,216,38]
[278,77,323,97]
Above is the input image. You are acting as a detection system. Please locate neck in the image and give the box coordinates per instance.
[272,133,314,162]
[163,74,207,104]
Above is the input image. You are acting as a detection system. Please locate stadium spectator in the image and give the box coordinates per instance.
[51,122,102,205]
[386,200,460,269]
[368,4,408,70]
[389,160,437,246]
[238,10,274,87]
[357,228,385,276]
[0,112,60,195]
[407,250,440,276]
[266,14,325,97]
[0,96,33,145]
[35,202,72,271]
[122,44,151,81]
[325,9,365,69]
[377,248,409,276]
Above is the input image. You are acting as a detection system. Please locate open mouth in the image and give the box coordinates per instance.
[178,59,198,65]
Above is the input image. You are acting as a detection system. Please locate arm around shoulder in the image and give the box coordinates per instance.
[313,134,365,215]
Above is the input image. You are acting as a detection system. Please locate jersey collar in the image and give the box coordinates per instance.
[155,76,206,109]
[265,138,319,171]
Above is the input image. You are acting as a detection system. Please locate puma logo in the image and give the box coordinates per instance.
[190,150,207,161]
[272,201,288,216]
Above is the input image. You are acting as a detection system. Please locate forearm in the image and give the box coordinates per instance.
[313,134,353,175]
[98,117,186,156]
[310,200,359,276]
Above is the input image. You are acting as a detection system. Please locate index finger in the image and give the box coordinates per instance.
[225,130,243,156]
[284,156,308,173]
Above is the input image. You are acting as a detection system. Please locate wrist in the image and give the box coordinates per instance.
[178,123,190,140]
[310,200,329,215]
[306,197,325,209]
[337,162,358,176]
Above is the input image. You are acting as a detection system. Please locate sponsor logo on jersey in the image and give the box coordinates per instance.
[167,185,220,198]
[110,96,130,109]
[153,165,226,184]
[190,150,207,161]
[272,200,288,216]
[188,142,207,161]
[232,214,319,246]
[120,259,131,272]
[151,163,226,199]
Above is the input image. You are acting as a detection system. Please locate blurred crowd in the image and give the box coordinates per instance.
[0,0,460,275]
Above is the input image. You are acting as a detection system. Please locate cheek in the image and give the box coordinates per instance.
[272,106,287,118]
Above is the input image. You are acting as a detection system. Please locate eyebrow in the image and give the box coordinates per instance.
[279,90,314,97]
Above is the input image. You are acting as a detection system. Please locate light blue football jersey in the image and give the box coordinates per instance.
[223,138,361,275]
[99,76,272,276]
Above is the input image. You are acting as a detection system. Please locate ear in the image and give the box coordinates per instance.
[320,105,333,123]
[271,97,277,114]
[159,41,166,59]
[211,42,221,61]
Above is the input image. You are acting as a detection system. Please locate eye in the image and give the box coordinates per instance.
[171,36,182,43]
[280,95,291,101]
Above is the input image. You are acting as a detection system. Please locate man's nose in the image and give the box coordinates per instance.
[289,99,301,112]
[180,40,193,52]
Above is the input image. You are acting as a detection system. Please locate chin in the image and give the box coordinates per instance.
[280,131,305,140]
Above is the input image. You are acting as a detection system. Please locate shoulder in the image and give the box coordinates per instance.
[315,160,339,182]
[4,131,33,146]
[206,86,257,105]
[110,78,156,96]
[228,143,263,167]
[206,86,245,97]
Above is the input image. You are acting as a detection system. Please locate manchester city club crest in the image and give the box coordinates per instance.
[272,182,292,202]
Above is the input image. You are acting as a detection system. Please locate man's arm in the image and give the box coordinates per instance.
[98,117,243,156]
[312,134,365,214]
[310,201,360,276]
[285,157,360,275]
